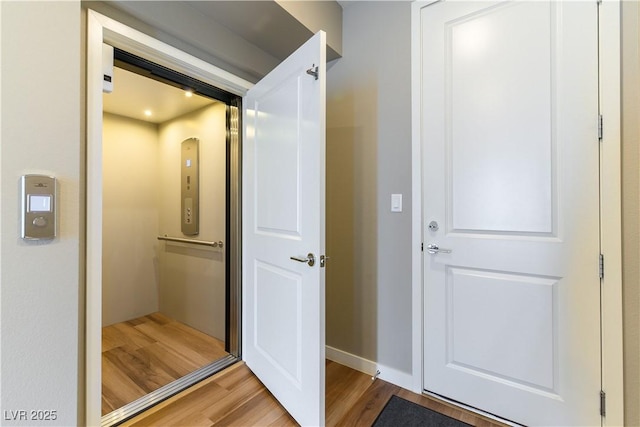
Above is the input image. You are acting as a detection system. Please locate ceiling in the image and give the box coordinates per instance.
[186,1,314,61]
[100,0,345,122]
[103,66,215,124]
[101,0,342,82]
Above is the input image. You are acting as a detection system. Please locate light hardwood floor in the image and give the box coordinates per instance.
[122,360,509,427]
[102,312,228,415]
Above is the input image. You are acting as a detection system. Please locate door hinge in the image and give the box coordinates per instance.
[598,114,604,141]
[600,390,606,417]
[421,243,424,252]
[599,254,605,279]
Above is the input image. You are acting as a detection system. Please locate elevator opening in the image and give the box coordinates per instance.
[100,49,242,426]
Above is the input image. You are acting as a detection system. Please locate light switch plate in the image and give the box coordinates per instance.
[391,193,402,212]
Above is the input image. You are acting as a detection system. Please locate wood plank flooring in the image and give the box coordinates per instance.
[102,312,228,415]
[122,360,509,427]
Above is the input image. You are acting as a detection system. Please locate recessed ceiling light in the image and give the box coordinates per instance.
[144,110,152,117]
[185,90,193,98]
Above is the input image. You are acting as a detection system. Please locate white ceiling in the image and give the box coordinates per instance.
[103,67,215,124]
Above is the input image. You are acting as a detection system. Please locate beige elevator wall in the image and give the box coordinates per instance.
[157,103,227,340]
[101,103,226,340]
[102,113,160,326]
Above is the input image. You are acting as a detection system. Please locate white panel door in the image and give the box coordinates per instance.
[420,2,600,426]
[243,31,326,427]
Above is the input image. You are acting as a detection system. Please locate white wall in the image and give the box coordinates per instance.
[0,2,81,425]
[102,113,160,326]
[157,103,227,340]
[326,1,413,376]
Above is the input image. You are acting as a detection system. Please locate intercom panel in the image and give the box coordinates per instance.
[21,175,57,240]
[181,138,199,235]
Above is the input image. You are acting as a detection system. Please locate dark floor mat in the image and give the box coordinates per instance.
[372,395,473,427]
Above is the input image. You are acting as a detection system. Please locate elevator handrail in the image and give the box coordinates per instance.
[157,235,223,248]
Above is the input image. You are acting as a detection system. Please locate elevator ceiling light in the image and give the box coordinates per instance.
[185,90,193,98]
[144,110,152,117]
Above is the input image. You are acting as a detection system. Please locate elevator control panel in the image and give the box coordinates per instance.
[21,174,57,240]
[181,138,199,235]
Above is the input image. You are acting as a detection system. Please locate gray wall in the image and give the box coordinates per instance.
[0,2,82,425]
[326,1,413,374]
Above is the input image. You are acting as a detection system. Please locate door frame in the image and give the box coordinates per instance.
[86,10,252,426]
[409,1,624,425]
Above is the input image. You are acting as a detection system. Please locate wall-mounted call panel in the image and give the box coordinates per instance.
[21,175,57,240]
[181,138,199,235]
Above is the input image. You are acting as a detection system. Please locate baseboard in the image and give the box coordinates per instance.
[326,346,415,391]
[326,345,377,376]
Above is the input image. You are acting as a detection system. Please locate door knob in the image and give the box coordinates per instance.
[290,253,316,267]
[426,244,452,255]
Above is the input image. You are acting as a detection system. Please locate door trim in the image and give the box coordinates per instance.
[598,1,624,425]
[409,1,623,424]
[86,10,252,426]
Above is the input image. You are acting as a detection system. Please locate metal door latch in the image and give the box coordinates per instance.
[320,255,330,268]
